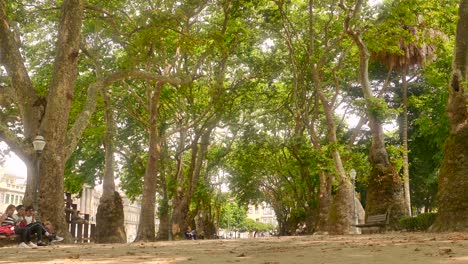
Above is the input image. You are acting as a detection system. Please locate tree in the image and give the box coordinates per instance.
[340,0,406,224]
[95,87,126,243]
[369,0,451,216]
[219,199,248,237]
[432,0,468,231]
[0,0,85,238]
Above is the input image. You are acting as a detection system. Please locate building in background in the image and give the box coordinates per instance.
[0,167,26,211]
[247,202,278,226]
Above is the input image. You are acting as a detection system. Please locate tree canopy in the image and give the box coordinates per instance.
[0,0,465,240]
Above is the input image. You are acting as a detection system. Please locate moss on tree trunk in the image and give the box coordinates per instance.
[431,0,468,232]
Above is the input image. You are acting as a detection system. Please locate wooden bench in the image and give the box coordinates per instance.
[354,212,389,233]
[0,229,39,246]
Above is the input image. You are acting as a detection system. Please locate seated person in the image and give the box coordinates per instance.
[24,205,63,243]
[14,205,47,247]
[191,229,197,240]
[0,204,36,248]
[185,228,192,240]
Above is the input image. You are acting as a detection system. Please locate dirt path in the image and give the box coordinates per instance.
[0,232,467,263]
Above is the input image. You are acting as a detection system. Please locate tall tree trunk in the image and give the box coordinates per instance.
[170,125,193,239]
[401,66,412,216]
[314,73,355,234]
[156,142,170,240]
[315,171,332,233]
[38,0,83,238]
[95,89,126,243]
[307,97,332,234]
[432,0,468,231]
[135,83,163,241]
[341,0,406,224]
[172,123,216,238]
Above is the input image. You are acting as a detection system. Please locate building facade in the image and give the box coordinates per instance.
[0,167,26,211]
[246,202,278,226]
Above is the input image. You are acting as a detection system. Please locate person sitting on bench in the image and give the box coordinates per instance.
[24,205,63,243]
[0,204,37,248]
[14,205,48,247]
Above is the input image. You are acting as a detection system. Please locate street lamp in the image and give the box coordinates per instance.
[349,169,359,233]
[32,135,46,212]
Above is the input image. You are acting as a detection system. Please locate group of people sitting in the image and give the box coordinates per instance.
[0,204,63,248]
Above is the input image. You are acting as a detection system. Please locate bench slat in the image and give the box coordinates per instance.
[354,213,389,228]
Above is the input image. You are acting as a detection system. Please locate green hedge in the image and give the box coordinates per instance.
[399,213,437,231]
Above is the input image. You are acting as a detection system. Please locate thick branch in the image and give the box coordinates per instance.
[0,123,31,160]
[65,70,189,160]
[0,0,41,138]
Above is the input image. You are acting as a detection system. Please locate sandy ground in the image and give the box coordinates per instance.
[0,232,467,264]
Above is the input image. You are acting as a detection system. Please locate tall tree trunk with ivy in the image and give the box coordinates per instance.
[432,0,468,231]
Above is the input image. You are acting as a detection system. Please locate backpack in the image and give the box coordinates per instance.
[0,225,15,236]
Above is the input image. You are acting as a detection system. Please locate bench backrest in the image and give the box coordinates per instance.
[366,213,389,224]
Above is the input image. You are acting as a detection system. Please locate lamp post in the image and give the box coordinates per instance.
[167,199,172,241]
[349,169,359,234]
[32,135,46,212]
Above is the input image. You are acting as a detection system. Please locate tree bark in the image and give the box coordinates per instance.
[171,122,216,238]
[156,142,170,240]
[314,71,355,234]
[341,0,406,224]
[135,82,163,241]
[36,0,84,239]
[95,89,126,243]
[432,0,468,231]
[401,66,412,216]
[315,171,332,233]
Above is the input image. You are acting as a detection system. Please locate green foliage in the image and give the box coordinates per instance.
[1,0,460,237]
[64,112,106,193]
[241,218,275,233]
[407,44,451,211]
[219,199,248,231]
[367,96,399,121]
[399,213,437,231]
[386,144,405,173]
[367,0,458,66]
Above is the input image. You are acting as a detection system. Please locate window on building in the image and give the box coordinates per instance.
[0,193,3,203]
[5,194,10,204]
